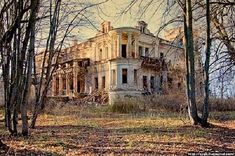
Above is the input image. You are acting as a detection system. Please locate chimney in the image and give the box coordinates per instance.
[101,21,111,33]
[138,21,148,33]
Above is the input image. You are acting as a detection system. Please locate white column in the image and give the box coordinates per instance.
[59,73,63,96]
[128,68,134,89]
[109,61,111,91]
[117,32,122,57]
[65,63,69,96]
[127,32,132,58]
[117,66,121,88]
[52,75,56,96]
[95,45,98,61]
[111,36,114,59]
[108,41,111,59]
[148,73,151,92]
[135,35,139,58]
[73,61,78,96]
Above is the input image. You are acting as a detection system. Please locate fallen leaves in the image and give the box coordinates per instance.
[0,106,235,155]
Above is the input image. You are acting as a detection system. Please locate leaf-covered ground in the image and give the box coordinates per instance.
[0,105,235,155]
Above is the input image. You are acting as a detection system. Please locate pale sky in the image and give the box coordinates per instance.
[36,0,182,48]
[75,0,181,42]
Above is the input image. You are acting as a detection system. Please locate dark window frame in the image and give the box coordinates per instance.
[102,76,105,89]
[95,77,98,89]
[122,44,127,58]
[122,69,128,84]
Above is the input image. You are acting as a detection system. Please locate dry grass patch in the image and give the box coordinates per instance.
[0,105,235,155]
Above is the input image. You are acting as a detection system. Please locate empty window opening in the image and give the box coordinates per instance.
[139,46,143,57]
[145,48,149,57]
[122,69,128,84]
[160,52,164,59]
[143,76,148,90]
[122,44,127,58]
[102,76,105,89]
[95,77,98,89]
[77,78,85,93]
[160,75,163,91]
[77,80,80,93]
[150,76,155,90]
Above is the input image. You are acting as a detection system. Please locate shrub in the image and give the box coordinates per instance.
[109,93,186,114]
[147,93,186,112]
[197,97,235,112]
[109,99,143,114]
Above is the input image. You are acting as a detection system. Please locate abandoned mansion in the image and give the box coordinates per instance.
[36,21,186,103]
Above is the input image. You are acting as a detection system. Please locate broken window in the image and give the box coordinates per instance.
[102,76,105,89]
[145,48,149,57]
[77,80,80,93]
[122,44,127,58]
[134,69,137,85]
[122,69,127,84]
[112,70,116,85]
[143,76,148,90]
[150,76,155,90]
[160,52,164,59]
[95,77,98,89]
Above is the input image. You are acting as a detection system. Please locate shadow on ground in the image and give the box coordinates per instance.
[1,123,234,155]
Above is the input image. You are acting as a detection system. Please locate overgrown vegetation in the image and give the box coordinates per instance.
[109,94,235,114]
[199,98,235,112]
[40,94,235,115]
[0,104,234,155]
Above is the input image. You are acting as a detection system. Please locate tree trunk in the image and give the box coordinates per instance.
[31,0,61,128]
[184,0,199,125]
[202,0,211,127]
[21,0,39,136]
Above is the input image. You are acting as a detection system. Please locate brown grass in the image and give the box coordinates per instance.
[110,93,186,113]
[0,104,235,155]
[110,94,235,114]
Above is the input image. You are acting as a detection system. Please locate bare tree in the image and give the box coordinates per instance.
[0,0,40,135]
[201,0,211,126]
[30,0,109,129]
[118,0,234,126]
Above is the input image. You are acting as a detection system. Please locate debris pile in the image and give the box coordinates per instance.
[141,57,162,71]
[0,140,9,155]
[76,91,108,105]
